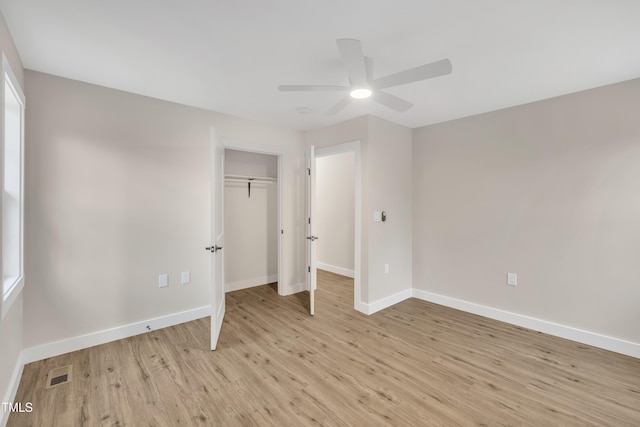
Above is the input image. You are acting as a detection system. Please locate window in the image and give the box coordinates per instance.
[1,53,25,319]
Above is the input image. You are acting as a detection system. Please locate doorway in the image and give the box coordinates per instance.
[223,148,281,294]
[315,150,355,279]
[312,141,362,312]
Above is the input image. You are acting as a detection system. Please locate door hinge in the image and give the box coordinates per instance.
[308,218,311,224]
[308,266,311,273]
[307,168,311,175]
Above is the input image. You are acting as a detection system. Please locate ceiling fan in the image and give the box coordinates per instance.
[278,38,452,114]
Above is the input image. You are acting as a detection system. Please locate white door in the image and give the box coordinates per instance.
[209,128,225,350]
[306,146,318,315]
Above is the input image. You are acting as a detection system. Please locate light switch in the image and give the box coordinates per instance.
[373,211,382,222]
[507,273,517,286]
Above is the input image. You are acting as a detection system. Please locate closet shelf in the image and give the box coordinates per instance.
[224,174,277,184]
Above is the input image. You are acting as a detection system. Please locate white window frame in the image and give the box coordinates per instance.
[1,52,25,320]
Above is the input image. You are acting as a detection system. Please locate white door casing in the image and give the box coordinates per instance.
[306,145,317,315]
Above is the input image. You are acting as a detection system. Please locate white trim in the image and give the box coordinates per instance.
[0,281,22,320]
[225,275,278,293]
[1,352,24,427]
[412,289,640,359]
[0,53,26,321]
[315,141,363,313]
[21,306,211,364]
[358,286,640,358]
[361,288,413,315]
[317,263,354,278]
[280,282,306,296]
[276,153,284,296]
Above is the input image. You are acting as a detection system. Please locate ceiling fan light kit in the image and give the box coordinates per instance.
[278,38,451,115]
[350,88,372,99]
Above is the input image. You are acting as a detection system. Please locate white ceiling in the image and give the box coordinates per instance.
[1,0,639,131]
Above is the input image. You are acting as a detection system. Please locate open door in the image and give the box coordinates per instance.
[208,128,225,350]
[306,146,318,315]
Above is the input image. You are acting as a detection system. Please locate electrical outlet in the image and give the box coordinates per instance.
[507,273,517,286]
[384,264,389,274]
[181,271,190,285]
[159,274,168,288]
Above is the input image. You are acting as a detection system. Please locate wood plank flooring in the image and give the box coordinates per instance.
[9,270,640,426]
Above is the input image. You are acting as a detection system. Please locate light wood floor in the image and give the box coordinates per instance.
[9,271,640,426]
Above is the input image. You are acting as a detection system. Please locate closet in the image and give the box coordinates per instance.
[223,149,279,292]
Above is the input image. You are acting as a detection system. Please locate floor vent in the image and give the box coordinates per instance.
[45,365,72,389]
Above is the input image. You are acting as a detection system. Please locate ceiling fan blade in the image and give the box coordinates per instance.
[365,56,374,82]
[373,90,413,112]
[372,59,452,90]
[278,85,349,92]
[326,96,352,115]
[336,38,367,87]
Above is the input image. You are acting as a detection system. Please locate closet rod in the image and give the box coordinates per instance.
[224,175,276,198]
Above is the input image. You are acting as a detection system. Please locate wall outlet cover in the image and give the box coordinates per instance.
[159,274,169,288]
[181,271,191,285]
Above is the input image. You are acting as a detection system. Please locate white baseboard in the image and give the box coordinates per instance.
[1,353,24,427]
[22,306,211,364]
[317,263,354,278]
[412,289,640,359]
[354,300,368,314]
[280,282,306,296]
[361,288,412,315]
[225,275,278,293]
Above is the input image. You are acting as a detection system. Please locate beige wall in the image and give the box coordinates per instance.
[225,149,278,178]
[24,71,305,349]
[316,151,355,274]
[0,9,23,410]
[305,115,413,306]
[413,78,640,343]
[367,117,413,302]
